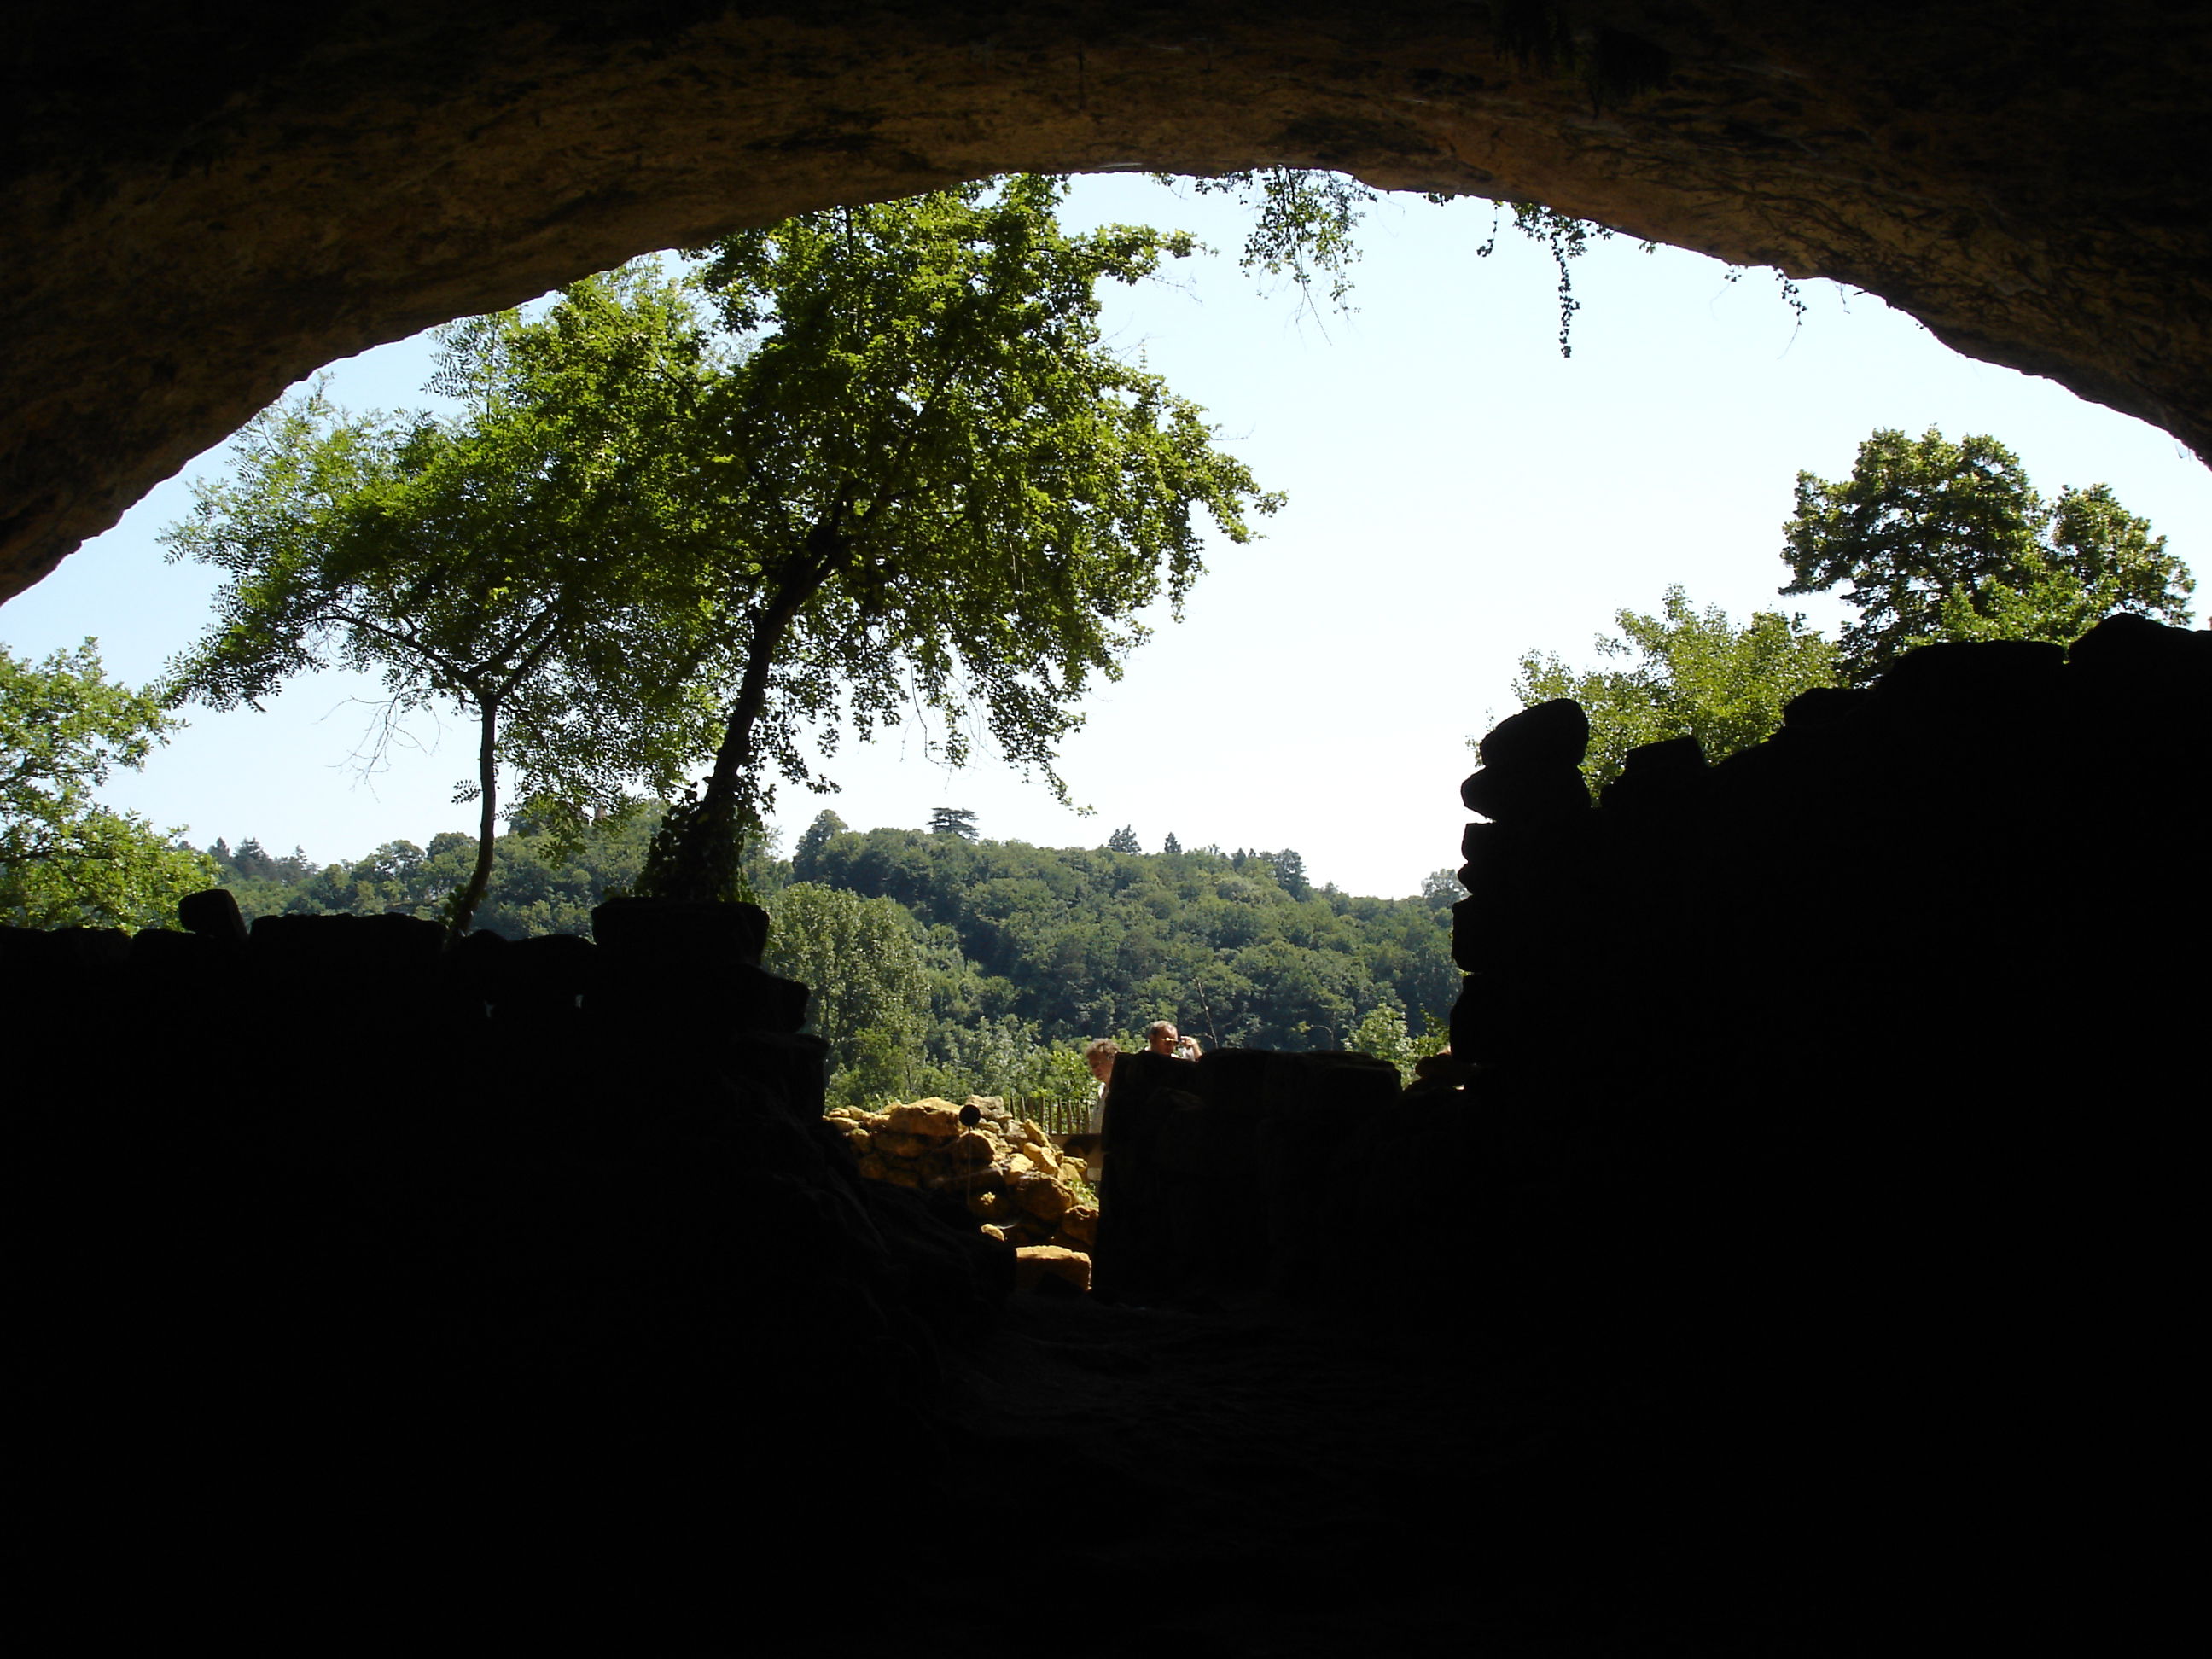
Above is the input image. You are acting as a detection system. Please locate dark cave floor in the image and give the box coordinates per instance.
[896,1292,1792,1659]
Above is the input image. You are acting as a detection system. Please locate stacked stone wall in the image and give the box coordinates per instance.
[5,893,1015,1644]
[1439,614,2212,1540]
[827,1096,1100,1291]
[1450,614,2209,1100]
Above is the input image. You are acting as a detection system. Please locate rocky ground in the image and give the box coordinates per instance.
[890,1290,1795,1658]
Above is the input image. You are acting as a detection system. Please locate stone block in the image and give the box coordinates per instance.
[1011,1173,1072,1221]
[1867,638,2067,736]
[589,895,769,967]
[1476,696,1590,771]
[1599,735,1708,816]
[178,887,249,944]
[886,1100,963,1139]
[1014,1246,1091,1295]
[1459,763,1592,823]
[1783,685,1869,731]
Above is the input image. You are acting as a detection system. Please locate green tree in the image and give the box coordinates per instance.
[1105,824,1141,854]
[1346,997,1447,1084]
[1,639,216,928]
[1511,586,1838,792]
[765,882,933,1107]
[798,820,1458,1047]
[1782,427,2195,684]
[793,808,848,877]
[639,175,1279,902]
[162,267,728,933]
[928,807,981,841]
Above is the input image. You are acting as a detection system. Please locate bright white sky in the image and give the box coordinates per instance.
[5,175,2205,899]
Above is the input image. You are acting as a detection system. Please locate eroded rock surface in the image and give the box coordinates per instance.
[7,3,2212,600]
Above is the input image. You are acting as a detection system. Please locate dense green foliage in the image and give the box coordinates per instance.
[162,269,730,931]
[635,176,1279,902]
[792,822,1458,1053]
[1510,427,2193,785]
[2,640,216,928]
[200,811,1457,1100]
[1782,427,2195,685]
[763,882,932,1103]
[168,180,1279,921]
[1513,587,1838,791]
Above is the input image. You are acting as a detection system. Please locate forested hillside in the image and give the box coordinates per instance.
[200,810,1457,1103]
[791,815,1458,1050]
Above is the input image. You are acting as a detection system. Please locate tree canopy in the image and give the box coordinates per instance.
[161,267,729,930]
[169,182,1280,923]
[638,174,1281,902]
[1510,428,2193,785]
[763,882,934,1106]
[1512,587,1838,791]
[792,824,1457,1053]
[1,639,215,928]
[1782,426,2194,684]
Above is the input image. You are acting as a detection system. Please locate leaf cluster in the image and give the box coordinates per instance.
[677,175,1281,818]
[1513,587,1837,791]
[1164,167,1686,353]
[1,639,215,928]
[164,268,729,817]
[1507,424,2193,789]
[1784,427,2196,684]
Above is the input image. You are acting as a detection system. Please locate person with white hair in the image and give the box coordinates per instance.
[1144,1020,1201,1060]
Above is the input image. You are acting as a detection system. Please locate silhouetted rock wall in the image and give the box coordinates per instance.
[12,620,2205,1646]
[1093,1047,1409,1307]
[1441,617,2212,1636]
[7,900,1011,1647]
[1452,616,2209,1097]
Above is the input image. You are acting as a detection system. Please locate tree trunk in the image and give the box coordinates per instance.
[700,516,857,818]
[450,694,500,936]
[701,580,811,818]
[647,522,853,905]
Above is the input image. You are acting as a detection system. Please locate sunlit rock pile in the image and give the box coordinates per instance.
[827,1097,1100,1291]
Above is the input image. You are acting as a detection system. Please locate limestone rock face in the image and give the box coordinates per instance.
[8,3,2212,601]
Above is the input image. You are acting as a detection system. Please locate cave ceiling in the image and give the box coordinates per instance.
[5,1,2209,603]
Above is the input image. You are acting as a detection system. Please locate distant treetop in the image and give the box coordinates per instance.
[1783,426,2194,685]
[928,807,980,841]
